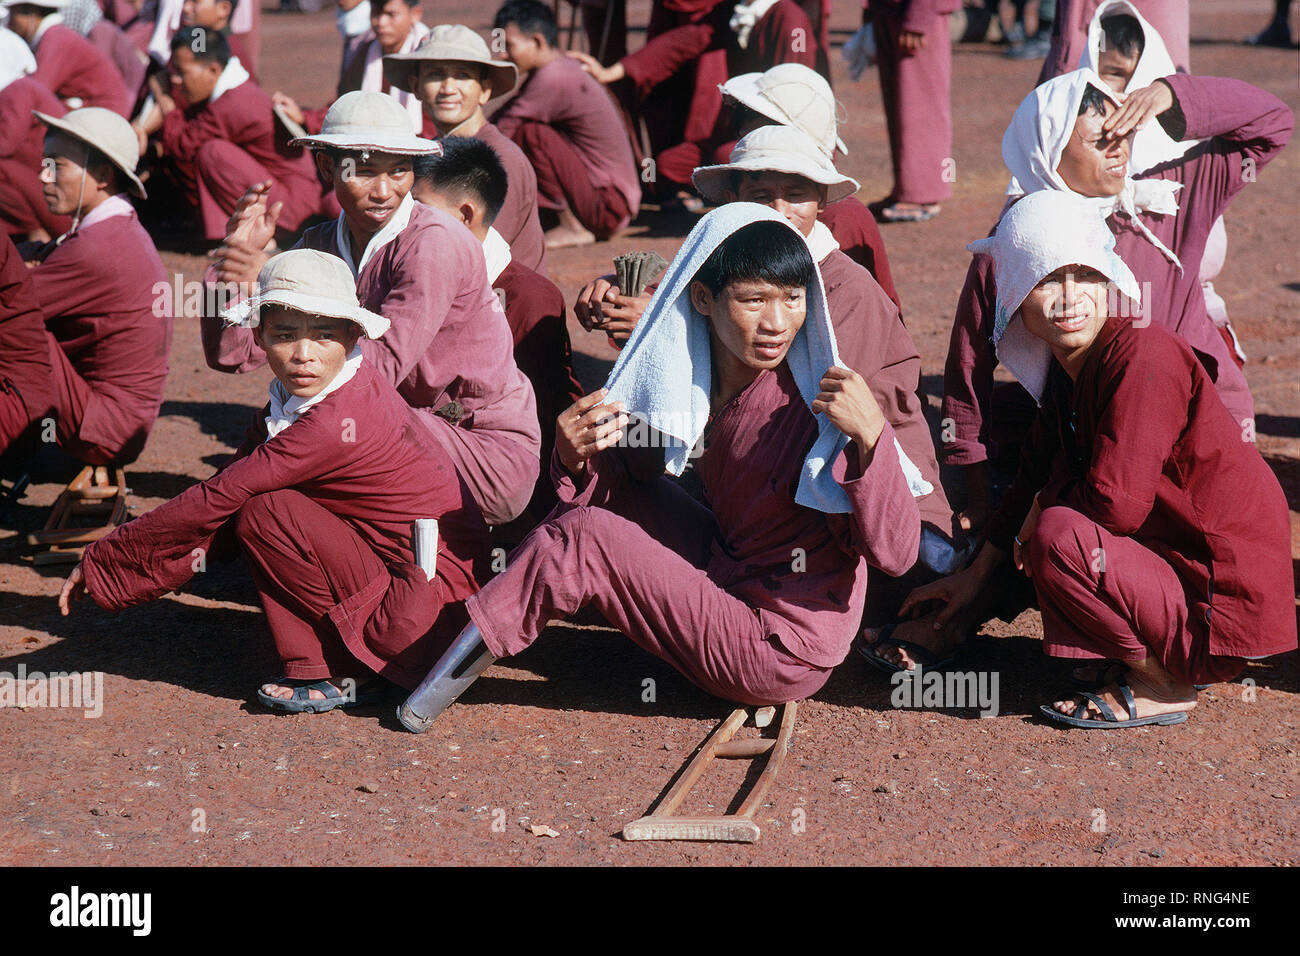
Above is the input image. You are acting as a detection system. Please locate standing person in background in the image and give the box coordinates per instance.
[864,0,957,223]
[1247,0,1296,48]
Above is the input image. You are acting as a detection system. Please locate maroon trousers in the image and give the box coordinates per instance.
[234,489,467,686]
[872,10,954,205]
[466,476,830,707]
[508,120,633,238]
[194,140,327,241]
[1028,505,1246,686]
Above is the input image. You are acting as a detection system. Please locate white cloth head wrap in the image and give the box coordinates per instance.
[1079,0,1201,174]
[968,190,1141,404]
[1003,68,1183,270]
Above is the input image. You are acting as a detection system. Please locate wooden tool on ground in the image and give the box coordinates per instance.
[27,466,129,565]
[622,701,798,843]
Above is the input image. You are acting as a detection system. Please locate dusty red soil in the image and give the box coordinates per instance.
[0,0,1296,867]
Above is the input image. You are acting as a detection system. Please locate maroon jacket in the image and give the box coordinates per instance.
[986,318,1296,663]
[31,23,131,117]
[80,360,491,689]
[0,238,55,437]
[160,78,323,232]
[942,75,1293,466]
[28,207,170,464]
[820,197,900,310]
[820,249,952,539]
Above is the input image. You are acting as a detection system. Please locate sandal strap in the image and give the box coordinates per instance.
[1075,690,1117,722]
[1117,679,1138,722]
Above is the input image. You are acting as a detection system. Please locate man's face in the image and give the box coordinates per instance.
[691,278,807,371]
[169,45,222,104]
[254,308,361,400]
[181,0,230,30]
[1018,265,1111,357]
[40,131,105,215]
[319,151,414,237]
[414,61,490,128]
[1095,46,1140,94]
[6,5,44,41]
[1055,99,1133,197]
[732,171,826,238]
[371,0,421,55]
[500,23,540,73]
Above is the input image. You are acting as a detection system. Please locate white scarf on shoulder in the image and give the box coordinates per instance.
[265,345,363,440]
[730,0,782,50]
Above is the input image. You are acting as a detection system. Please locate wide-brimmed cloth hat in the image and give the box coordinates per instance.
[382,24,518,96]
[221,249,391,339]
[968,189,1140,404]
[292,90,442,156]
[34,106,147,198]
[719,63,847,156]
[692,125,859,205]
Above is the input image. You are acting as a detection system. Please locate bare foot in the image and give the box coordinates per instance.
[545,208,596,249]
[1050,673,1197,722]
[260,678,348,702]
[1069,659,1127,686]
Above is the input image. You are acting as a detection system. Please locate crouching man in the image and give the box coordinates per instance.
[398,204,921,731]
[60,250,491,714]
[903,190,1295,728]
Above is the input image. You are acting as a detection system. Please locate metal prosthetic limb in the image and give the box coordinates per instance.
[397,622,497,733]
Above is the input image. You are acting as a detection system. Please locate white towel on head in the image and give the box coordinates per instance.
[1003,68,1183,269]
[1079,0,1201,174]
[604,203,928,514]
[967,190,1141,404]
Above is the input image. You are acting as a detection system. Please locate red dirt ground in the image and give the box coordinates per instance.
[0,0,1295,867]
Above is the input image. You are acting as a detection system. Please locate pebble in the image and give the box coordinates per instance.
[874,782,899,794]
[358,782,379,794]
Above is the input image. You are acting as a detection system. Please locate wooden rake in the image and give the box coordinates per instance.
[27,466,129,565]
[622,701,798,843]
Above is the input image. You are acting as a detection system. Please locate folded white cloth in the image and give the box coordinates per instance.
[209,56,250,105]
[606,202,872,514]
[0,28,36,90]
[730,0,782,50]
[1079,0,1201,174]
[968,190,1141,403]
[1003,68,1183,269]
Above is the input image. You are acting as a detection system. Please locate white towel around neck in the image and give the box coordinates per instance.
[335,192,415,277]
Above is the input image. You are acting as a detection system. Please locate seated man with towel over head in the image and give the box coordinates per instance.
[397,203,922,732]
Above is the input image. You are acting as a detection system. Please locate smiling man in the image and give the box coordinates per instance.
[383,24,547,273]
[939,68,1291,556]
[397,205,922,732]
[905,190,1295,729]
[204,91,541,528]
[4,107,170,470]
[60,250,491,715]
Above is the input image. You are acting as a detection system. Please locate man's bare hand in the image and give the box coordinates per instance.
[1101,80,1174,142]
[1013,494,1042,576]
[59,563,87,616]
[224,180,281,252]
[213,238,272,287]
[556,388,629,475]
[811,366,886,452]
[271,91,305,127]
[574,275,650,339]
[565,50,625,85]
[899,30,926,55]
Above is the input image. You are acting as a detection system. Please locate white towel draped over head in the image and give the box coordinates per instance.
[604,202,855,513]
[967,190,1141,403]
[1003,68,1183,270]
[1079,0,1201,174]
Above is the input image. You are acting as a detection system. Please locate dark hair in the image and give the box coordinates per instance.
[1078,84,1111,117]
[412,137,508,225]
[1099,14,1144,59]
[693,220,815,296]
[368,0,422,8]
[223,0,240,14]
[170,26,231,68]
[493,0,557,47]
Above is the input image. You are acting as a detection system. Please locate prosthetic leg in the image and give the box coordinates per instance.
[397,623,497,733]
